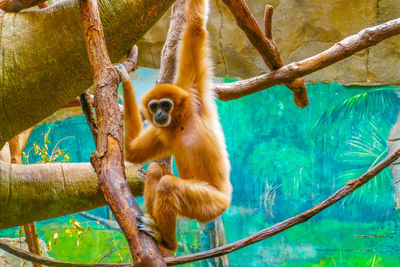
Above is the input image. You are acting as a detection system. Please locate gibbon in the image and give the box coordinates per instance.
[114,0,231,251]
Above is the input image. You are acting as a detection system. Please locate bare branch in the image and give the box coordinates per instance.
[222,0,309,107]
[0,0,46,12]
[264,5,273,39]
[63,98,81,108]
[215,18,400,101]
[78,0,165,264]
[118,45,139,74]
[155,0,187,172]
[157,0,187,85]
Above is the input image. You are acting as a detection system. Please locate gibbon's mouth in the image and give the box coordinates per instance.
[153,118,171,127]
[153,113,171,127]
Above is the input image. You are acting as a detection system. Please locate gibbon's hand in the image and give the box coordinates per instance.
[114,64,130,82]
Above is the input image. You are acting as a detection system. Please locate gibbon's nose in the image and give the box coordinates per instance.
[154,110,169,125]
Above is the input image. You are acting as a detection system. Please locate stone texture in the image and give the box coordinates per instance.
[137,0,400,85]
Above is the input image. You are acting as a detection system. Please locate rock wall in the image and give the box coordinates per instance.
[137,0,400,85]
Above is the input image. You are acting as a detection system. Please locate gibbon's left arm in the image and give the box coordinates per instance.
[173,0,211,104]
[114,65,168,163]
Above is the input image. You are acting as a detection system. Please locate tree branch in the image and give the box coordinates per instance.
[155,0,186,172]
[78,0,165,264]
[0,161,144,229]
[2,145,399,266]
[117,45,139,75]
[263,5,273,40]
[222,0,309,107]
[215,17,400,101]
[157,0,186,85]
[0,0,46,12]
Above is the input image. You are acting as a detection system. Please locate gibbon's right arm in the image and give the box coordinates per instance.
[173,0,211,101]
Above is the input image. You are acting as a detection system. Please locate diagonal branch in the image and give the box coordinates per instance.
[78,0,165,265]
[157,0,186,85]
[2,145,399,266]
[118,45,139,74]
[215,17,400,101]
[222,0,309,107]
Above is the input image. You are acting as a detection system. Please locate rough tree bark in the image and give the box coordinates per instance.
[0,161,144,229]
[0,0,175,148]
[79,0,165,264]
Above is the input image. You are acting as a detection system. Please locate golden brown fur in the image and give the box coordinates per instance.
[116,0,231,251]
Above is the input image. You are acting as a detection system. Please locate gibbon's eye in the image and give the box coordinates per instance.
[160,99,173,112]
[148,100,159,113]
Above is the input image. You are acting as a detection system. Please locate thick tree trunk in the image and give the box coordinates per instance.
[0,0,174,148]
[79,0,165,263]
[0,161,144,229]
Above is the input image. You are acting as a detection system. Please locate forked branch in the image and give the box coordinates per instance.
[222,0,309,107]
[215,17,400,101]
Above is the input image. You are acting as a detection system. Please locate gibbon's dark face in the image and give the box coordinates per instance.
[147,98,174,127]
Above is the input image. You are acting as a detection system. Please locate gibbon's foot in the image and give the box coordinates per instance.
[136,214,162,244]
[114,64,130,81]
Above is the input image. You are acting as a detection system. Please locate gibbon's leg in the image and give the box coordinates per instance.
[136,162,171,245]
[144,162,171,216]
[152,175,230,251]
